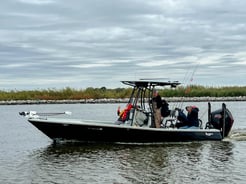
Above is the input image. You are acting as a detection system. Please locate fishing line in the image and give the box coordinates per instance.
[199,109,207,120]
[170,65,193,110]
[178,61,200,109]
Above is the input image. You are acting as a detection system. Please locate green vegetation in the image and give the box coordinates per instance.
[159,85,246,97]
[0,85,245,101]
[0,87,133,101]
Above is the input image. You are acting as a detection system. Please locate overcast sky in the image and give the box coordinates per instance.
[0,0,246,90]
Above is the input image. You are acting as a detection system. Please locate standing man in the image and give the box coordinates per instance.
[152,89,162,128]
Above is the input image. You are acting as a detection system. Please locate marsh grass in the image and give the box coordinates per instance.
[0,85,245,101]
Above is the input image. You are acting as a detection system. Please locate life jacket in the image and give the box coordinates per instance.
[118,104,133,122]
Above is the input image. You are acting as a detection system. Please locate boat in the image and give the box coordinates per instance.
[20,80,234,143]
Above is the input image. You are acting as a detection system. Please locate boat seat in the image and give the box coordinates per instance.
[162,118,176,128]
[162,118,203,129]
[133,109,148,126]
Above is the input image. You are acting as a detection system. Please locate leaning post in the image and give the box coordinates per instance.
[222,103,226,139]
[208,102,211,123]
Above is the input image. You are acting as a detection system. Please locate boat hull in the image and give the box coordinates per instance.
[28,118,222,143]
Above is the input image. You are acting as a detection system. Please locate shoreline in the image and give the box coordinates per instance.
[0,96,245,105]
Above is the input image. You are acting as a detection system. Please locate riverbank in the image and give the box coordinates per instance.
[0,96,245,105]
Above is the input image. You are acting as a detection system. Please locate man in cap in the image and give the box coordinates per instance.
[176,105,199,128]
[152,89,162,128]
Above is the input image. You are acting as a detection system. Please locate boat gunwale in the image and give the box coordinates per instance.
[28,117,221,133]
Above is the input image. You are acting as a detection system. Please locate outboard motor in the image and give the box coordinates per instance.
[209,103,234,137]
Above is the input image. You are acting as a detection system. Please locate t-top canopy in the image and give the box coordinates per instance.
[121,80,181,88]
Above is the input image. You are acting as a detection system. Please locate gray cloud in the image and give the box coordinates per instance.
[0,0,245,89]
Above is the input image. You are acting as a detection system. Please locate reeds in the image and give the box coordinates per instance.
[0,85,245,100]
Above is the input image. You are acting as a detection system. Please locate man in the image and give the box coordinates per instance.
[152,90,162,128]
[176,106,199,128]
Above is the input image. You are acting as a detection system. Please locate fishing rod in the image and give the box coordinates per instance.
[177,61,200,109]
[169,64,193,110]
[176,61,209,126]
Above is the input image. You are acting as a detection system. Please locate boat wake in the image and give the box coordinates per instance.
[228,129,246,141]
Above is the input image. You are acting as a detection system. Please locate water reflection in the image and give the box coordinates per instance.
[200,141,235,183]
[209,141,234,162]
[26,141,235,184]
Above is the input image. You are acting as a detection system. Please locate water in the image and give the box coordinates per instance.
[0,102,246,184]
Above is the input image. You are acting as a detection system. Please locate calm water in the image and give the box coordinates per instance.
[0,102,246,184]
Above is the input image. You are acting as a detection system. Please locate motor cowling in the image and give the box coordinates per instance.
[210,108,234,137]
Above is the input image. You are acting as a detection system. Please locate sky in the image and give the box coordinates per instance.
[0,0,246,90]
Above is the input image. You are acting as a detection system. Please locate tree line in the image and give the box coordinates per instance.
[0,85,245,101]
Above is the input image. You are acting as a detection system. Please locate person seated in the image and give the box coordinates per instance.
[176,106,199,128]
[115,103,133,124]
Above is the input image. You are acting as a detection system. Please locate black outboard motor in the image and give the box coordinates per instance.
[209,103,234,138]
